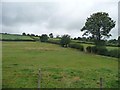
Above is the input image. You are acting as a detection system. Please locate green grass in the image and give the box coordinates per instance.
[2,41,118,88]
[0,34,34,40]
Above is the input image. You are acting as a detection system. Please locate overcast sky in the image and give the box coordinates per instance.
[1,0,119,39]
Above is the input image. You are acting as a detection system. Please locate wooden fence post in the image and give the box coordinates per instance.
[38,69,41,90]
[100,77,102,90]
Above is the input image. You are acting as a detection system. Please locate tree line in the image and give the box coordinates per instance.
[22,12,119,47]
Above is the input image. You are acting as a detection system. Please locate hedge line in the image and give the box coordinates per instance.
[47,39,60,45]
[86,46,120,58]
[69,43,84,51]
[47,39,119,58]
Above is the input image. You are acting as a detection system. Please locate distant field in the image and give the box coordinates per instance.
[2,42,118,88]
[80,43,118,51]
[0,34,34,41]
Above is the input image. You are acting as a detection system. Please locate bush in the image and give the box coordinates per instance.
[94,40,106,46]
[40,34,49,42]
[60,35,71,47]
[86,46,119,58]
[91,46,108,55]
[107,49,120,58]
[69,43,84,51]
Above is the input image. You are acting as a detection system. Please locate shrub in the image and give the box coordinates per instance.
[107,49,120,58]
[40,34,49,42]
[91,46,108,56]
[94,40,106,46]
[69,43,84,51]
[86,46,119,58]
[60,35,71,47]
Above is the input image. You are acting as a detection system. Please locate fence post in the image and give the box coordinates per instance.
[100,77,102,90]
[38,69,41,90]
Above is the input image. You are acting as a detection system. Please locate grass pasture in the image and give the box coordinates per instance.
[0,34,34,41]
[2,41,118,88]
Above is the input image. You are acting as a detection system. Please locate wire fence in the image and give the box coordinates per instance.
[3,69,103,89]
[38,69,41,90]
[37,69,103,89]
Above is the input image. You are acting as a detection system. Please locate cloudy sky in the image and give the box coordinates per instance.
[1,0,119,39]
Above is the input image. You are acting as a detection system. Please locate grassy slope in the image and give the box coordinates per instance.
[2,42,118,88]
[0,34,34,40]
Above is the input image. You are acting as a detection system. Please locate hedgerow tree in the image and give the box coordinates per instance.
[81,12,115,46]
[22,32,26,36]
[49,33,53,38]
[40,34,49,42]
[60,35,71,47]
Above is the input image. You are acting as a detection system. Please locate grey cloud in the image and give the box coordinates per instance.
[118,1,120,36]
[1,0,119,38]
[47,15,83,30]
[2,2,58,26]
[2,24,20,33]
[2,2,83,31]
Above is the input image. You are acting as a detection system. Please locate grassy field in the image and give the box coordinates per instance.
[2,41,118,88]
[0,34,34,41]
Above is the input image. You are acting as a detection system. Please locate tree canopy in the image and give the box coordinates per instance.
[22,32,26,36]
[81,12,115,45]
[49,33,53,38]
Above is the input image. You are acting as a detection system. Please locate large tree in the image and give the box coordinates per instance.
[81,12,115,46]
